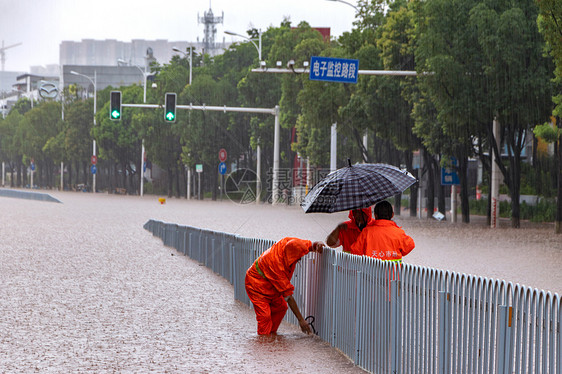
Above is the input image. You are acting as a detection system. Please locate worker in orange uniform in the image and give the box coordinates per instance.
[326,207,374,253]
[351,201,415,261]
[245,237,324,335]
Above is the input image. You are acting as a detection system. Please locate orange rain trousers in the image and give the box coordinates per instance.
[245,265,288,335]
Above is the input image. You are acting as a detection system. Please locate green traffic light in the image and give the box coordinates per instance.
[111,110,121,119]
[166,112,175,121]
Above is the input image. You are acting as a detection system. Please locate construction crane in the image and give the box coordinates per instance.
[1,41,22,71]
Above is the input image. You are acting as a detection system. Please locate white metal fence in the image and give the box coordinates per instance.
[144,219,562,374]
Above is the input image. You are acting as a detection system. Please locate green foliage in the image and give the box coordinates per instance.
[470,198,556,222]
[0,9,559,214]
[533,122,560,143]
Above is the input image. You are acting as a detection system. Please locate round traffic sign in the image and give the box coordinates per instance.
[218,162,227,175]
[91,155,97,165]
[219,148,227,162]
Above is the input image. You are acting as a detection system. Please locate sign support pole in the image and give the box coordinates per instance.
[256,141,262,204]
[491,118,501,228]
[187,167,191,200]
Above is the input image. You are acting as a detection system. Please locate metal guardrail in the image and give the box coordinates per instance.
[0,188,61,203]
[144,219,562,374]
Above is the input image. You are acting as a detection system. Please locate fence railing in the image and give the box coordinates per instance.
[144,219,562,374]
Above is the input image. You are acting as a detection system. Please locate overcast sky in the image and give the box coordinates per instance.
[0,0,358,72]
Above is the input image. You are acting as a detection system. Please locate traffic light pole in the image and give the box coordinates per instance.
[121,102,280,204]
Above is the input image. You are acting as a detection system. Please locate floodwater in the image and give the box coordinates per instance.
[1,191,561,372]
[0,191,364,373]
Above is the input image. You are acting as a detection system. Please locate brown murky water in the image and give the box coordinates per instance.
[0,192,365,373]
[1,191,561,372]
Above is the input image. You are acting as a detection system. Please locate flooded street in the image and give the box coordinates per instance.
[1,190,561,372]
[0,191,364,373]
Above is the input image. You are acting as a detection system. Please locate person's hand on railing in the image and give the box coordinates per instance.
[311,241,324,254]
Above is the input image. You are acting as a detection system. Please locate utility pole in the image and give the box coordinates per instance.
[0,41,22,71]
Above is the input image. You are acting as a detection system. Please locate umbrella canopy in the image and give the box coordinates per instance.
[301,162,417,213]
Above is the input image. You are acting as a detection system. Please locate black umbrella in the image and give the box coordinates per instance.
[301,161,417,213]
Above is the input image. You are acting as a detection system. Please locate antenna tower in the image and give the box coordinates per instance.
[198,2,223,55]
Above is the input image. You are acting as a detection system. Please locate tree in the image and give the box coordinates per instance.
[470,0,553,228]
[94,85,143,194]
[64,98,94,188]
[0,110,24,186]
[416,0,489,223]
[537,0,562,233]
[21,101,63,187]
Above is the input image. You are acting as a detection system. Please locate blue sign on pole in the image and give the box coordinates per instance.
[91,165,97,175]
[309,56,359,84]
[30,163,35,171]
[218,162,227,175]
[441,157,459,185]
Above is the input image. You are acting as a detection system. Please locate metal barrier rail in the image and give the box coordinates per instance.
[144,219,562,374]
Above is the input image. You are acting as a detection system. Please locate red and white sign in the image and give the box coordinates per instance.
[219,148,227,162]
[91,155,97,165]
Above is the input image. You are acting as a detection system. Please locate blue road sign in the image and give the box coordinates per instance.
[91,165,97,175]
[30,163,35,171]
[143,162,146,173]
[218,162,227,175]
[309,56,359,84]
[441,157,459,185]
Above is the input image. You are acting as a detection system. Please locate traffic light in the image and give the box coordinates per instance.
[110,91,122,120]
[164,92,177,123]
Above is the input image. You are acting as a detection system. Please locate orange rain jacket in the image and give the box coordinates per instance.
[338,207,374,253]
[350,219,415,260]
[245,237,312,335]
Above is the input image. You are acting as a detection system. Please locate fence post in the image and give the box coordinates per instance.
[497,305,512,374]
[221,237,225,278]
[181,228,186,255]
[211,238,216,272]
[331,259,338,347]
[391,279,400,373]
[439,291,450,374]
[232,243,237,300]
[354,270,362,364]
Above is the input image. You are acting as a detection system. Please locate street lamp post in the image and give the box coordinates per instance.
[325,0,358,11]
[172,46,193,85]
[172,46,193,200]
[119,60,155,197]
[224,29,265,203]
[70,70,97,194]
[326,0,359,170]
[224,29,262,63]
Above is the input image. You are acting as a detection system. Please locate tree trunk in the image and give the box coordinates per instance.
[425,151,436,218]
[212,163,218,201]
[16,160,22,187]
[83,161,89,187]
[10,163,15,187]
[175,164,181,198]
[68,162,73,189]
[509,153,521,228]
[167,167,173,197]
[404,150,417,217]
[554,134,562,234]
[459,155,470,223]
